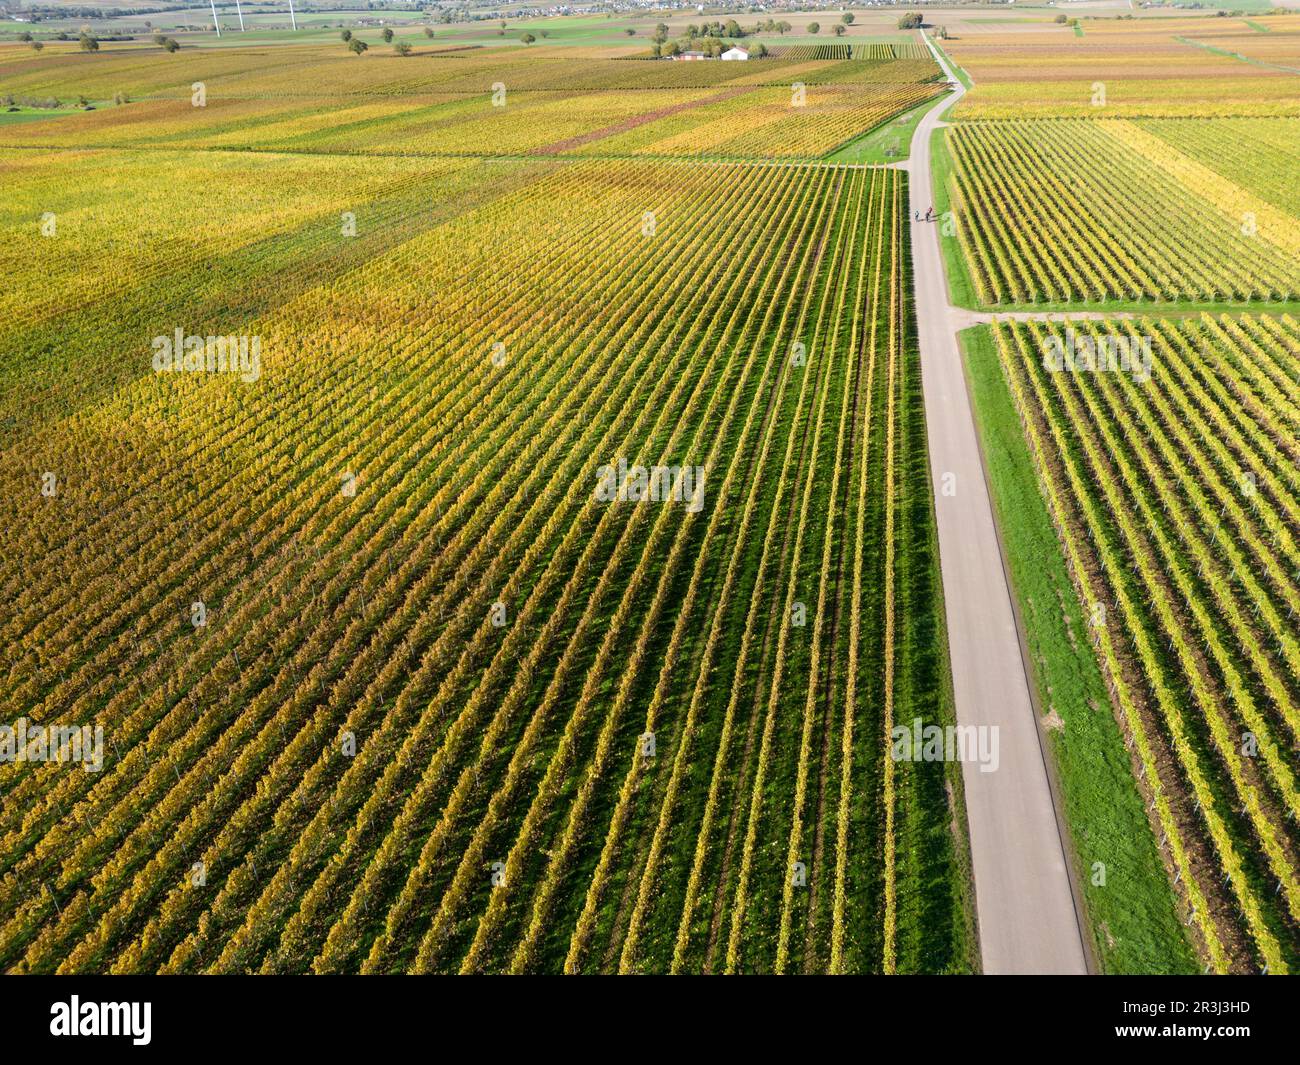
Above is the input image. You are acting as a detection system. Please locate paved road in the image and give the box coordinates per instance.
[904,35,1090,975]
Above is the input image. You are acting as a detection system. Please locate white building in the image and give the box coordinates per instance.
[720,47,749,61]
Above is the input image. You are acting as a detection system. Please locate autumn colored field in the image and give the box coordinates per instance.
[947,16,1300,117]
[7,5,1298,984]
[0,34,975,974]
[947,118,1300,304]
[984,315,1300,973]
[942,10,1300,976]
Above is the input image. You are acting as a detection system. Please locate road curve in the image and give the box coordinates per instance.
[904,34,1089,975]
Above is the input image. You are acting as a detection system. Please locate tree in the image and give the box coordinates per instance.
[897,13,923,30]
[395,41,411,55]
[348,38,368,54]
[753,41,767,57]
[807,22,820,34]
[164,37,181,52]
[341,28,352,41]
[31,40,44,52]
[521,32,536,44]
[624,27,635,35]
[842,12,855,24]
[1054,13,1067,22]
[665,40,681,56]
[833,23,847,36]
[79,33,99,51]
[777,21,791,34]
[382,27,394,42]
[424,26,435,38]
[18,31,32,41]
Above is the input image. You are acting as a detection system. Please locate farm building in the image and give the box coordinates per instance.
[670,46,749,61]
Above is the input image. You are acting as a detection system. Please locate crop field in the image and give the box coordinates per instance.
[946,118,1300,304]
[951,76,1300,120]
[0,83,941,161]
[1138,117,1300,215]
[0,148,527,433]
[0,42,939,97]
[0,19,973,973]
[932,8,1300,981]
[777,41,929,62]
[986,316,1300,973]
[0,41,940,161]
[947,18,1300,118]
[11,1,1300,997]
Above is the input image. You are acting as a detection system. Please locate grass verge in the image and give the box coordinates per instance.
[927,125,979,309]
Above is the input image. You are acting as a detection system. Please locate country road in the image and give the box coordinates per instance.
[905,34,1090,975]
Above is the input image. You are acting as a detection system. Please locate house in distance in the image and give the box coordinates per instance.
[670,45,749,61]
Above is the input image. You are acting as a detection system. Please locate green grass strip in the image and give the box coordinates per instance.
[928,126,980,310]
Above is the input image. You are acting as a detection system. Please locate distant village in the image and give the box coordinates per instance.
[0,0,1032,26]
